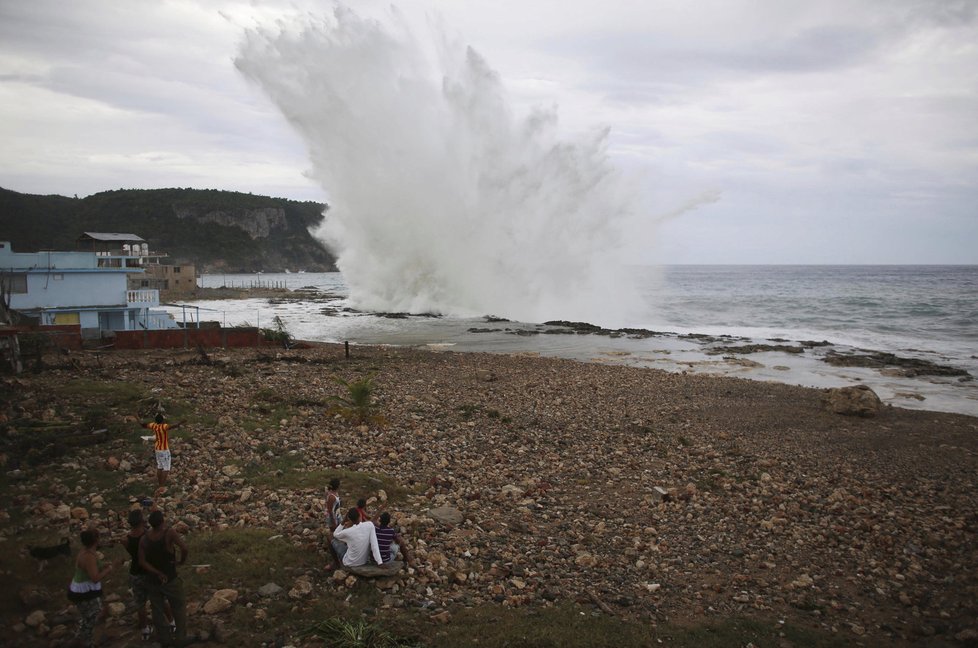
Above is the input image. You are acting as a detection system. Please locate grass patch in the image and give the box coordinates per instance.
[384,605,844,648]
[188,527,321,592]
[58,378,147,405]
[244,463,412,503]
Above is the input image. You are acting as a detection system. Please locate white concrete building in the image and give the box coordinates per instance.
[0,239,178,338]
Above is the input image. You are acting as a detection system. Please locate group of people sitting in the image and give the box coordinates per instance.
[324,477,410,571]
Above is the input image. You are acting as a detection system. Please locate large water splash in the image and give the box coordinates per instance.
[235,6,642,325]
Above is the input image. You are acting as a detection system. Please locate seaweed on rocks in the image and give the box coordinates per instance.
[823,351,971,377]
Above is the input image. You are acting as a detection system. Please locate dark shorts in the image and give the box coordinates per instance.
[130,574,149,606]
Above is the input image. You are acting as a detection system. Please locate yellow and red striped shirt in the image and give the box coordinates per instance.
[146,422,170,451]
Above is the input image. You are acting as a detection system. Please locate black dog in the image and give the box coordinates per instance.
[28,537,71,571]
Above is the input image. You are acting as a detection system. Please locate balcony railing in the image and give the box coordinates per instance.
[127,289,160,306]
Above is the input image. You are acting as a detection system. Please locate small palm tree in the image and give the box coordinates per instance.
[300,618,420,647]
[328,375,385,426]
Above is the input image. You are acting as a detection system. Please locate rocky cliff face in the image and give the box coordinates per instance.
[0,186,337,274]
[174,206,289,240]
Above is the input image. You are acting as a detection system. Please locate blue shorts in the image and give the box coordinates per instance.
[331,538,347,562]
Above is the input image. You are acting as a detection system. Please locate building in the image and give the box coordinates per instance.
[0,239,178,339]
[75,232,197,296]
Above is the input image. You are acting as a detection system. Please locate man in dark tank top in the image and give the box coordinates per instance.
[138,510,190,645]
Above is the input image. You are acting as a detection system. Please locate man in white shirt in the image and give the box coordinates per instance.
[331,508,382,568]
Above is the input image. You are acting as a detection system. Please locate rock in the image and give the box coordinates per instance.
[258,582,283,597]
[221,465,240,477]
[427,506,464,526]
[824,385,882,417]
[288,578,313,599]
[347,561,404,578]
[475,369,496,382]
[203,593,234,614]
[105,456,120,470]
[213,589,238,602]
[651,486,671,503]
[575,553,598,568]
[19,587,47,608]
[955,629,978,641]
[25,610,45,627]
[430,610,452,623]
[70,507,89,520]
[119,459,132,471]
[107,602,126,616]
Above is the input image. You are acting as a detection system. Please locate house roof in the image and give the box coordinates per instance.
[79,232,145,242]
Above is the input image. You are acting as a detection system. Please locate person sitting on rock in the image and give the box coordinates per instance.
[355,497,371,523]
[331,508,382,568]
[374,512,410,566]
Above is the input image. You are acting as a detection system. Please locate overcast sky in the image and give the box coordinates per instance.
[1,0,976,264]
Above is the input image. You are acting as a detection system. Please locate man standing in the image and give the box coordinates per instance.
[124,509,174,640]
[138,510,189,646]
[331,508,382,568]
[142,414,185,493]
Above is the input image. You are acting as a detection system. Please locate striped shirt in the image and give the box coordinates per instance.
[146,422,170,451]
[375,526,396,563]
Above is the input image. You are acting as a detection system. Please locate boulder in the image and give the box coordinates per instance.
[427,506,464,526]
[824,385,882,417]
[203,590,238,615]
[346,561,404,578]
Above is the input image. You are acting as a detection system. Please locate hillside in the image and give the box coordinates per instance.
[0,187,337,273]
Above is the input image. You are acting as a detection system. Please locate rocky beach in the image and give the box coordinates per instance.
[2,344,977,647]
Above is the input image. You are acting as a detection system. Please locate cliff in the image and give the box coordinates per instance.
[0,187,337,273]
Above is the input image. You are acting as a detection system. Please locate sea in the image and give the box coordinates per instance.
[165,265,978,418]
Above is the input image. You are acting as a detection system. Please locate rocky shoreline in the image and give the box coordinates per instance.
[2,344,977,646]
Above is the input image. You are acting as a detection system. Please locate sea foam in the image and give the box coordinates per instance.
[235,5,642,325]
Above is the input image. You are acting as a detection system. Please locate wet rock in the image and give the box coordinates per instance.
[824,385,882,417]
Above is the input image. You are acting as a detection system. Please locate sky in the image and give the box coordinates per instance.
[1,0,976,264]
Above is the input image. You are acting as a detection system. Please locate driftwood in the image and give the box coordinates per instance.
[587,588,617,616]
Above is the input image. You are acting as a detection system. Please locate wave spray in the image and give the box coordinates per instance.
[236,6,642,325]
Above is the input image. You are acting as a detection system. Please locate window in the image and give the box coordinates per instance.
[173,267,181,273]
[1,273,27,294]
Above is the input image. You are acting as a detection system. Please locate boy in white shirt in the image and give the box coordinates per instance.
[331,508,382,567]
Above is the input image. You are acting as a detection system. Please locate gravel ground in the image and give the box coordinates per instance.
[3,344,977,646]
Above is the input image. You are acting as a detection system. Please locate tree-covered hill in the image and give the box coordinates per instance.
[0,187,336,273]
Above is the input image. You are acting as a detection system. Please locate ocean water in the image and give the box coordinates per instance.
[172,265,978,417]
